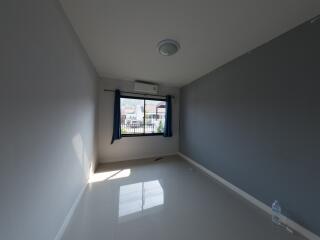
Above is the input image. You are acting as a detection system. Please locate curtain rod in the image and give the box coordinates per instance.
[103,89,175,99]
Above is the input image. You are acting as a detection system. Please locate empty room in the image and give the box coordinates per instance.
[1,0,320,240]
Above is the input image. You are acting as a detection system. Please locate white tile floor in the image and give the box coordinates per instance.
[62,155,305,240]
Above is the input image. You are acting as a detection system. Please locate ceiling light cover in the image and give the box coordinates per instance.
[157,39,180,56]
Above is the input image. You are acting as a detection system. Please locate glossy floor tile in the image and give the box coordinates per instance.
[62,155,305,240]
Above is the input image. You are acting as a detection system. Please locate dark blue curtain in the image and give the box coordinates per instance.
[111,89,121,144]
[164,95,172,137]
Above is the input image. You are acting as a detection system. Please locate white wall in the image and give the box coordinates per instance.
[0,0,97,239]
[98,78,179,163]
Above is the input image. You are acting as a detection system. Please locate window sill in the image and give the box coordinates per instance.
[122,133,163,137]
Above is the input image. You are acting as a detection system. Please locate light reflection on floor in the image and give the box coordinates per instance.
[62,156,302,240]
[119,180,164,218]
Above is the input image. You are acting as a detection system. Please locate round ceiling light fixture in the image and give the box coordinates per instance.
[157,39,180,56]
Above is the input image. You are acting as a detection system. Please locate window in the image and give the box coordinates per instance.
[120,96,166,136]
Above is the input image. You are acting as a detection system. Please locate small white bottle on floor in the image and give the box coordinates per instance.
[272,200,281,225]
[271,200,294,234]
[272,200,282,225]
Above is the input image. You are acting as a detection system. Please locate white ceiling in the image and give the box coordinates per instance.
[61,0,320,87]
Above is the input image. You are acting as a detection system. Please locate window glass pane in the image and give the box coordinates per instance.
[145,100,166,134]
[121,98,144,134]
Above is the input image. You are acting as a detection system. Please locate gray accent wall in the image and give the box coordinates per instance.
[180,20,320,235]
[0,0,97,239]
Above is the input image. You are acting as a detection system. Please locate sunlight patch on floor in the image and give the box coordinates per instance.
[88,169,131,183]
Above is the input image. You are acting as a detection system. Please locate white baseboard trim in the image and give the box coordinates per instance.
[54,183,87,240]
[177,152,320,240]
[98,152,178,164]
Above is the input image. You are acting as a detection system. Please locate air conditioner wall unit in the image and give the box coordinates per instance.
[134,81,159,94]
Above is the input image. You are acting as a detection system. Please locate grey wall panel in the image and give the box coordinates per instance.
[180,20,320,235]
